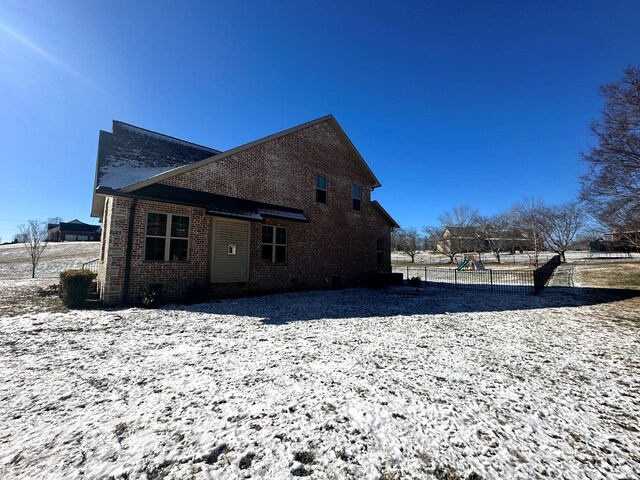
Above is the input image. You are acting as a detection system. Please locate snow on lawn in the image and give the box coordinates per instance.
[0,242,100,279]
[392,250,640,266]
[1,287,639,479]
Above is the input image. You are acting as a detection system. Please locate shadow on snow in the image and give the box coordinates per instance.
[164,285,640,325]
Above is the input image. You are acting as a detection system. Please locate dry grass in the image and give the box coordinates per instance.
[575,261,640,290]
[574,262,640,325]
[0,279,68,317]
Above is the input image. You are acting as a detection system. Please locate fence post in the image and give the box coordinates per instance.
[424,267,427,283]
[490,269,493,293]
[407,265,409,279]
[454,269,457,289]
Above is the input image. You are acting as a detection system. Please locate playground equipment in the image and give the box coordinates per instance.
[456,257,486,271]
[456,259,469,271]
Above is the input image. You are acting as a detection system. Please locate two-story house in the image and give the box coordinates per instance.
[91,115,398,305]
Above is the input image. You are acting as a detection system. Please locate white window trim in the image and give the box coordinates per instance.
[262,225,287,263]
[144,212,191,262]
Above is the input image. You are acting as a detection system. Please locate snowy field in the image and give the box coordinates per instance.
[392,250,639,267]
[1,279,639,478]
[0,242,100,279]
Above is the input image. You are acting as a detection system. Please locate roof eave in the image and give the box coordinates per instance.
[95,186,309,223]
[371,200,399,229]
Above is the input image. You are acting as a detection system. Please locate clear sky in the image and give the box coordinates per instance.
[1,0,639,241]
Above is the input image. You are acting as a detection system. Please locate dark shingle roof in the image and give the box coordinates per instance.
[96,121,220,190]
[59,222,101,233]
[445,226,482,237]
[48,221,101,233]
[96,184,308,223]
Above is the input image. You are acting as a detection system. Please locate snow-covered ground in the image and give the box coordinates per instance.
[1,283,639,479]
[0,242,100,279]
[392,250,639,266]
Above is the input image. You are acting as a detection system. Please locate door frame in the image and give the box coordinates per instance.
[210,217,251,283]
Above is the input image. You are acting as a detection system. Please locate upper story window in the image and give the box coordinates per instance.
[145,212,189,261]
[316,174,328,204]
[377,239,384,264]
[352,185,362,211]
[262,225,287,263]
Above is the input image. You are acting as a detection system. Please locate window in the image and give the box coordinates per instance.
[316,174,327,204]
[262,226,287,263]
[377,239,384,264]
[145,213,189,261]
[352,185,362,211]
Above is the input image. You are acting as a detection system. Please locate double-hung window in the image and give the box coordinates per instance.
[352,185,362,211]
[262,226,287,263]
[316,175,328,204]
[145,213,190,261]
[377,239,385,264]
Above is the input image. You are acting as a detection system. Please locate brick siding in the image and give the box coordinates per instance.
[98,120,392,305]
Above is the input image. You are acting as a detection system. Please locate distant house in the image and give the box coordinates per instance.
[437,227,485,254]
[91,115,398,305]
[437,226,530,255]
[47,220,101,242]
[608,230,640,250]
[591,230,639,253]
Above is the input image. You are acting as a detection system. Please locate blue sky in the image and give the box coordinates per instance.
[1,0,639,241]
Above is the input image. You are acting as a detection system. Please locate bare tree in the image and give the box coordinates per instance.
[391,228,402,252]
[483,212,509,264]
[513,197,547,268]
[18,220,49,278]
[542,202,587,263]
[395,227,421,263]
[580,66,640,246]
[482,208,531,263]
[436,205,483,263]
[421,226,441,252]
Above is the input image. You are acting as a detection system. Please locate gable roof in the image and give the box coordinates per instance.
[92,115,382,219]
[96,184,308,223]
[95,121,220,190]
[48,220,101,233]
[444,226,483,237]
[443,226,530,240]
[91,121,220,216]
[59,222,101,233]
[119,115,380,193]
[371,201,400,228]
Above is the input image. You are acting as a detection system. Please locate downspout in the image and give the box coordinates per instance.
[122,198,138,305]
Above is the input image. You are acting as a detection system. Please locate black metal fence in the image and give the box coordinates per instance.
[394,254,561,295]
[533,254,561,294]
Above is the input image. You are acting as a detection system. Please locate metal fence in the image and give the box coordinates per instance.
[533,254,561,294]
[393,254,561,295]
[587,250,632,259]
[82,258,99,274]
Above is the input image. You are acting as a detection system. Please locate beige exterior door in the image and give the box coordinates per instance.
[210,218,250,283]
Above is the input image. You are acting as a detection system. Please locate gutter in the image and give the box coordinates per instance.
[122,198,138,305]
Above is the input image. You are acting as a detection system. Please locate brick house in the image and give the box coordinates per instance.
[91,115,398,305]
[47,220,101,242]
